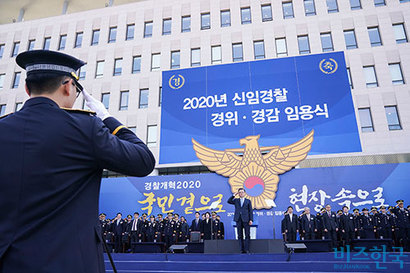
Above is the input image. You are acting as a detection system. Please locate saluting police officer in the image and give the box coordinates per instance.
[376,205,393,239]
[390,200,410,250]
[0,50,155,273]
[359,208,375,239]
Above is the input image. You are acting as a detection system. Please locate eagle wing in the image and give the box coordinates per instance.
[263,130,314,174]
[192,139,243,177]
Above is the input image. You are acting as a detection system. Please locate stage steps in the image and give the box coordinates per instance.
[104,253,410,272]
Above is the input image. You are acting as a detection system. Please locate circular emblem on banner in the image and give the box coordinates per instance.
[319,58,338,74]
[169,74,185,90]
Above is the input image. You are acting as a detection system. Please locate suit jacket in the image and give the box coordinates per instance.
[322,211,338,231]
[227,195,253,223]
[112,219,126,236]
[190,218,202,232]
[282,214,298,232]
[339,213,356,232]
[0,97,155,273]
[300,214,316,232]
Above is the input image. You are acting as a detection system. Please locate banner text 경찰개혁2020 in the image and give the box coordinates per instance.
[160,52,361,164]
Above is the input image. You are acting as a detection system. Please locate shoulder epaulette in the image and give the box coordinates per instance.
[0,113,13,120]
[60,107,96,115]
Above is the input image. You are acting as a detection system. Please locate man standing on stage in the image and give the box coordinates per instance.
[282,206,299,242]
[0,50,155,273]
[322,204,338,248]
[228,188,253,253]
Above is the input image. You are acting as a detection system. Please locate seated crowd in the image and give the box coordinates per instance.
[281,200,410,250]
[99,211,225,253]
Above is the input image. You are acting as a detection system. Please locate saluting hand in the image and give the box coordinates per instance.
[82,90,112,120]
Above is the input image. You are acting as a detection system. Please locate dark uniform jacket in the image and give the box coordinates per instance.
[0,97,155,273]
[339,213,356,232]
[391,207,410,228]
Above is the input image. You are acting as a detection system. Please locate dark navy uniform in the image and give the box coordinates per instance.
[391,200,410,249]
[339,213,356,245]
[145,219,158,242]
[322,210,338,248]
[0,50,155,273]
[377,212,393,239]
[359,210,375,239]
[163,218,177,249]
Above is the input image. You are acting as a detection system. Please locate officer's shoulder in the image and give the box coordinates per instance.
[61,107,96,117]
[0,113,13,120]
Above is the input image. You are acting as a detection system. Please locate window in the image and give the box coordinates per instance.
[232,43,243,62]
[211,45,222,64]
[128,127,136,134]
[132,56,141,74]
[393,23,408,44]
[374,0,385,6]
[101,93,110,109]
[201,13,210,30]
[0,74,5,89]
[91,29,100,46]
[151,53,161,71]
[344,30,358,49]
[126,24,135,40]
[75,32,83,48]
[0,44,4,58]
[108,27,117,43]
[275,38,288,57]
[78,65,86,80]
[139,89,149,109]
[347,68,353,89]
[28,40,35,51]
[12,72,21,88]
[95,61,104,78]
[221,10,231,27]
[59,35,67,50]
[241,7,251,24]
[326,0,339,13]
[400,0,410,3]
[119,91,129,111]
[320,33,334,52]
[147,125,157,147]
[368,27,382,47]
[358,108,374,132]
[298,35,310,55]
[389,63,404,85]
[261,4,273,22]
[162,18,172,35]
[12,42,20,57]
[191,48,201,67]
[363,66,378,88]
[385,106,402,130]
[304,0,316,16]
[181,16,191,32]
[43,37,51,50]
[15,102,23,112]
[0,105,5,116]
[350,0,361,10]
[282,2,294,19]
[171,51,180,69]
[144,22,153,38]
[158,86,162,107]
[113,58,122,76]
[254,41,265,59]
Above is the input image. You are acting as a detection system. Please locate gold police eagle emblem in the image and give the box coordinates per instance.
[192,131,314,209]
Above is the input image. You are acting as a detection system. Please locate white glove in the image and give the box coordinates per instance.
[82,90,112,120]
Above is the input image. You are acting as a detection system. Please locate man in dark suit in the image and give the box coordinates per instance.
[0,50,155,273]
[282,206,299,242]
[130,212,142,245]
[190,211,202,232]
[300,207,316,240]
[227,188,253,253]
[322,204,338,248]
[339,206,357,246]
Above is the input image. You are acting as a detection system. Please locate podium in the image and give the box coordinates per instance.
[233,224,258,239]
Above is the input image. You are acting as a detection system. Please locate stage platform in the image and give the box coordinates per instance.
[104,252,410,273]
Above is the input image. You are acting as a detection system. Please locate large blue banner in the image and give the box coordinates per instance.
[160,52,361,164]
[99,163,410,240]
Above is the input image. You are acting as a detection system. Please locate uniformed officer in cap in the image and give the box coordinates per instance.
[390,200,410,250]
[376,205,394,239]
[0,50,155,273]
[359,208,375,239]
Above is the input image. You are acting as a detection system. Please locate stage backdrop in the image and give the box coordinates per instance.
[100,163,410,240]
[160,51,361,164]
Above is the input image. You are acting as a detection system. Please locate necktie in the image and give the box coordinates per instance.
[307,215,310,221]
[240,198,244,207]
[132,219,137,231]
[290,214,292,222]
[328,211,331,217]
